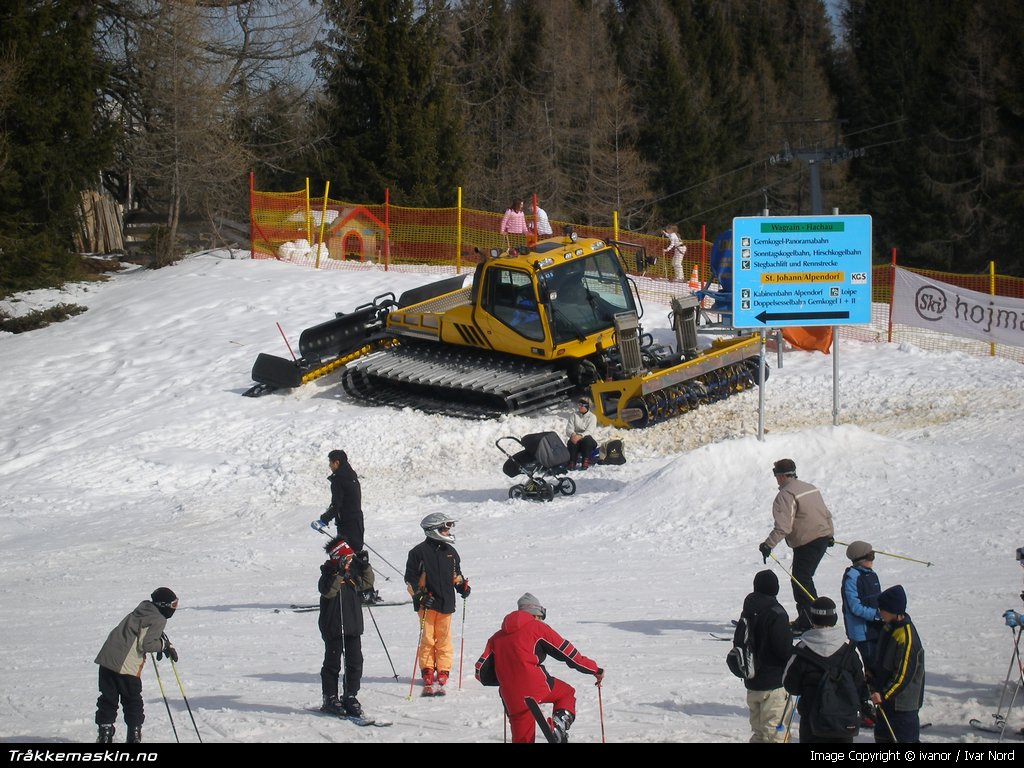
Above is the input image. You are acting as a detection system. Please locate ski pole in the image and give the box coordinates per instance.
[150,655,180,743]
[364,542,405,578]
[875,700,898,743]
[775,693,793,740]
[784,695,799,742]
[408,607,427,700]
[833,541,933,567]
[366,605,399,680]
[597,681,606,743]
[169,659,203,743]
[770,552,815,601]
[458,597,467,690]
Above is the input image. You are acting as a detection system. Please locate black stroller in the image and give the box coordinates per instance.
[497,433,577,502]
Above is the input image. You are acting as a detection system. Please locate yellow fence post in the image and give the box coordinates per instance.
[457,186,463,274]
[990,260,996,357]
[316,181,329,269]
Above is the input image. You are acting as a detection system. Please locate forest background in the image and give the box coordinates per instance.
[2,0,1023,297]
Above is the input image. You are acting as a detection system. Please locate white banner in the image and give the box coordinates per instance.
[892,267,1024,348]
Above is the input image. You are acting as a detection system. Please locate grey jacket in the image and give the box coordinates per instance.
[765,477,834,549]
[94,601,167,677]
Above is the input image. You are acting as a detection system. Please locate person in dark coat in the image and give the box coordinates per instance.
[869,585,925,743]
[315,450,365,552]
[404,513,469,695]
[94,588,179,744]
[783,596,869,744]
[737,570,794,742]
[318,535,374,718]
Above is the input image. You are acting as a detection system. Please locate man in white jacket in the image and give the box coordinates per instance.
[565,396,598,470]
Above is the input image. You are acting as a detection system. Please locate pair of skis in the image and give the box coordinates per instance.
[309,706,392,728]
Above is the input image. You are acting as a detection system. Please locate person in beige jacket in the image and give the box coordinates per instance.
[759,459,835,632]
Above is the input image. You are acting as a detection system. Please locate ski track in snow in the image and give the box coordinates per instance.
[1,252,1022,743]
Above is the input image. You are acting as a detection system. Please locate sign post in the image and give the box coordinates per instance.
[732,215,872,434]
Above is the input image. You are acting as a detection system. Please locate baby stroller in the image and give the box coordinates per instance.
[496,433,577,502]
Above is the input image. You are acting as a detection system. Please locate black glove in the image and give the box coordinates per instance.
[157,633,178,663]
[355,550,370,565]
[861,699,876,719]
[456,579,471,598]
[759,543,772,564]
[413,590,435,611]
[827,537,835,547]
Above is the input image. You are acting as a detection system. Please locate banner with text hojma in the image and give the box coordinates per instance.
[731,215,873,328]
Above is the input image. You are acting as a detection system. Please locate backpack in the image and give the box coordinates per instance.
[726,616,756,679]
[598,439,626,466]
[799,643,861,739]
[726,604,785,680]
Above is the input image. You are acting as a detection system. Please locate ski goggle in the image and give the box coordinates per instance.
[436,522,455,531]
[155,599,179,610]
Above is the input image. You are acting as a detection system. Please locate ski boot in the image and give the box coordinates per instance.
[421,668,436,697]
[96,724,115,744]
[342,695,364,718]
[320,694,346,716]
[550,709,575,744]
[435,670,449,696]
[126,726,142,744]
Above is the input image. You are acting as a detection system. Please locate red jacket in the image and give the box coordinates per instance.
[475,610,600,706]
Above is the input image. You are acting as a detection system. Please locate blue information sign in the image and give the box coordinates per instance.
[731,215,873,328]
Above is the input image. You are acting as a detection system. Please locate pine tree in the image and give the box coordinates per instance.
[317,0,465,205]
[0,0,114,293]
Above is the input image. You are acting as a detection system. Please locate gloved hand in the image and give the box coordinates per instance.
[759,543,772,564]
[311,519,327,533]
[157,634,178,663]
[413,590,435,612]
[355,550,370,565]
[827,537,835,547]
[595,667,605,685]
[1004,609,1022,628]
[456,579,471,599]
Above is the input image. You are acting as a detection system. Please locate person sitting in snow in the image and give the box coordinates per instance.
[565,396,598,470]
[475,592,603,743]
[94,588,179,744]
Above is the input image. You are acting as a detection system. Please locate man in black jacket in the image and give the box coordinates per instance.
[869,585,925,743]
[318,535,374,718]
[736,570,794,742]
[315,450,364,551]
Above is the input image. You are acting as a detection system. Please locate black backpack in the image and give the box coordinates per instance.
[799,643,861,739]
[726,616,756,679]
[726,604,786,680]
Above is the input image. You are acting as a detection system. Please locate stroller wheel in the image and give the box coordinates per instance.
[509,484,526,500]
[557,476,577,496]
[540,483,555,502]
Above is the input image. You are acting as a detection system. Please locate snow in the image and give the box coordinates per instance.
[1,251,1022,744]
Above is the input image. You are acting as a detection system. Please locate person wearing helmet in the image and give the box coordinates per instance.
[565,396,598,470]
[94,588,179,744]
[318,535,374,719]
[404,513,470,696]
[475,593,603,743]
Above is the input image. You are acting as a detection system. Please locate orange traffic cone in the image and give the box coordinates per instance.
[688,265,700,292]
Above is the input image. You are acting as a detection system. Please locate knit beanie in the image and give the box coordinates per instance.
[151,587,178,619]
[753,569,779,596]
[809,596,838,627]
[877,584,908,614]
[517,592,546,619]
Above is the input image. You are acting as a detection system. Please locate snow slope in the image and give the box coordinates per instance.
[1,252,1022,743]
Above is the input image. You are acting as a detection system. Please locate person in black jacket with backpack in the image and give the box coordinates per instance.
[783,596,869,743]
[736,570,794,742]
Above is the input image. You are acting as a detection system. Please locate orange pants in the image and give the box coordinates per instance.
[418,609,454,673]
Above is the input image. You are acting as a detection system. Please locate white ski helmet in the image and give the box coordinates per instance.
[420,512,457,542]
